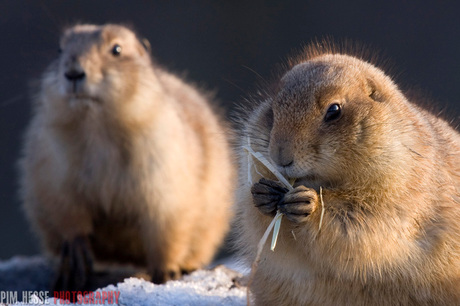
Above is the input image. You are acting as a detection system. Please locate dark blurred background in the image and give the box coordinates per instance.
[1,1,459,259]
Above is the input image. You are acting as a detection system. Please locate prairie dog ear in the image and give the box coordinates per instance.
[141,38,151,54]
[366,78,387,102]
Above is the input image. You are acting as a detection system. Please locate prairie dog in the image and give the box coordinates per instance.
[236,44,460,305]
[19,24,235,288]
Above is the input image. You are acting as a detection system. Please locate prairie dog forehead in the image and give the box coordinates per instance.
[60,25,102,48]
[275,60,348,111]
[60,24,140,54]
[280,58,359,91]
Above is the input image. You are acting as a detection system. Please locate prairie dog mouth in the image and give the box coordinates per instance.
[289,173,327,189]
[291,175,318,185]
[67,94,102,106]
[282,167,318,182]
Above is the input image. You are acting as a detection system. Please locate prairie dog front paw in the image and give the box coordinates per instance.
[251,178,288,216]
[279,185,318,223]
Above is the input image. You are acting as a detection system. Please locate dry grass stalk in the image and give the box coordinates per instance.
[243,142,293,306]
[242,140,325,305]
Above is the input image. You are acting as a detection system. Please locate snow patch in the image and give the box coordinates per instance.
[0,256,248,306]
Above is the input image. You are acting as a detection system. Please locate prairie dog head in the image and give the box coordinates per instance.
[40,24,153,123]
[249,53,407,188]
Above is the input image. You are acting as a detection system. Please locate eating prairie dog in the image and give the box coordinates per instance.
[236,44,460,305]
[19,24,235,288]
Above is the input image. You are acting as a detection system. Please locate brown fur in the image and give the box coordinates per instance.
[235,43,460,305]
[19,24,235,285]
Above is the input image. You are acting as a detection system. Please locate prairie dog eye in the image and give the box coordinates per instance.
[324,103,342,122]
[111,44,122,56]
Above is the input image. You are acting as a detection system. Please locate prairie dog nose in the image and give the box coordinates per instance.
[270,142,294,167]
[65,69,86,81]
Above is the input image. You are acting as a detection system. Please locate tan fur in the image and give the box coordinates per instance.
[236,44,460,305]
[19,24,235,282]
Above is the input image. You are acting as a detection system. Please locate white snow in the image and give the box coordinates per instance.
[0,256,248,306]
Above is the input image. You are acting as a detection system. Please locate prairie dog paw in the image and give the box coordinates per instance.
[53,235,93,292]
[251,178,288,216]
[151,267,182,284]
[279,185,318,223]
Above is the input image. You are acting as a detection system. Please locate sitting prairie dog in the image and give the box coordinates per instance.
[19,24,235,289]
[236,44,460,305]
